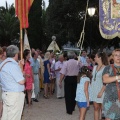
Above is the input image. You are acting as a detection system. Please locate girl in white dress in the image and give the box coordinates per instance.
[90,52,108,120]
[75,66,91,120]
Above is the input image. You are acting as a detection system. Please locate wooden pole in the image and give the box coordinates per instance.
[20,29,23,60]
[19,28,24,72]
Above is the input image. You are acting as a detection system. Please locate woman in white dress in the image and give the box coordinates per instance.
[90,52,108,120]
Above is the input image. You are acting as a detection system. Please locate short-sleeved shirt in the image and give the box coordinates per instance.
[75,77,90,102]
[30,58,40,73]
[80,56,87,66]
[0,58,25,92]
[102,65,120,119]
[102,65,120,101]
[60,59,80,76]
[55,61,64,78]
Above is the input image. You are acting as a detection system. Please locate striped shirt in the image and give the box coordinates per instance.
[0,58,25,92]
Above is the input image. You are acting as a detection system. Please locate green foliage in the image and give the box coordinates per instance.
[27,0,42,49]
[0,4,19,46]
[44,0,120,52]
[45,0,83,47]
[0,0,119,51]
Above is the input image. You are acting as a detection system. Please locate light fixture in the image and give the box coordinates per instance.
[88,7,95,17]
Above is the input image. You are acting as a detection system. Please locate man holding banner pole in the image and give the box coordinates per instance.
[0,45,25,120]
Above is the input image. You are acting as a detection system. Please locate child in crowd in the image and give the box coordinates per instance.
[75,66,91,120]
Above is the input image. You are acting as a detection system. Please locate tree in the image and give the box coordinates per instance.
[27,0,43,49]
[45,0,120,52]
[0,3,19,46]
[45,0,83,47]
[84,0,120,51]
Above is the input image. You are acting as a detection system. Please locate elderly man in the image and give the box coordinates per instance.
[55,55,64,99]
[30,51,40,102]
[60,51,80,115]
[0,45,25,120]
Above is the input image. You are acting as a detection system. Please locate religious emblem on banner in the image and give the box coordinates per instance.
[99,0,120,39]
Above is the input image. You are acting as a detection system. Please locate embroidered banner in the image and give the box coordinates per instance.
[15,0,34,29]
[99,0,120,39]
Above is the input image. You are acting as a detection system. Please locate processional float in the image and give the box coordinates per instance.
[47,36,60,52]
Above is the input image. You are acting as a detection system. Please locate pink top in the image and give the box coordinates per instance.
[23,61,33,90]
[60,59,80,76]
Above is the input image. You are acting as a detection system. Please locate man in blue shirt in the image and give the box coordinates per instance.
[30,51,40,102]
[0,45,25,120]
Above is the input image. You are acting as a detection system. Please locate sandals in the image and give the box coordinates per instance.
[43,95,49,99]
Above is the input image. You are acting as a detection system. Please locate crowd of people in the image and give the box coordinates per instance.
[0,45,120,120]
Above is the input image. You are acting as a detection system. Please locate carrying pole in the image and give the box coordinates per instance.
[20,28,23,59]
[77,0,89,55]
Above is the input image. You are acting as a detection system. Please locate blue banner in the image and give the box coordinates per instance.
[99,0,120,39]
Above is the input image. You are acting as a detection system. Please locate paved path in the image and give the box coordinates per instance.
[22,94,94,120]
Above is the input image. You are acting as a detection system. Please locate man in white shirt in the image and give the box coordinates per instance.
[30,52,40,102]
[55,55,64,98]
[0,45,25,120]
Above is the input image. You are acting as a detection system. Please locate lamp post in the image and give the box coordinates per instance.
[88,7,95,17]
[88,7,95,54]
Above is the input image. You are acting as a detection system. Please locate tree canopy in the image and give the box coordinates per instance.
[27,0,42,49]
[44,0,120,51]
[0,0,119,51]
[0,3,19,46]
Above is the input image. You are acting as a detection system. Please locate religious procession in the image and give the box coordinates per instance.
[0,0,120,120]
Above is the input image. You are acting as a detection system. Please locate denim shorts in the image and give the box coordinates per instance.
[77,102,87,108]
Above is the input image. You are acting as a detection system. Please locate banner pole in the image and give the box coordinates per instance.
[20,28,23,59]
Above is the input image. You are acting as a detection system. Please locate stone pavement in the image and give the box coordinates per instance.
[22,94,94,120]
